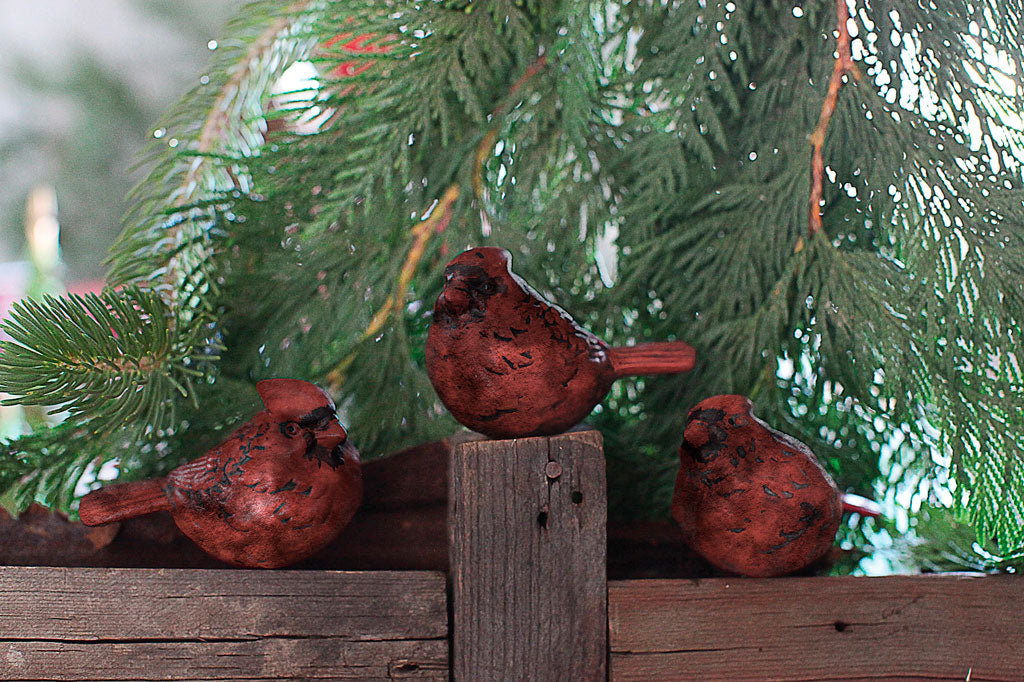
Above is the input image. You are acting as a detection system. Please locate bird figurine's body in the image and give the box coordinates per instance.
[79,379,362,569]
[672,394,842,577]
[426,247,696,438]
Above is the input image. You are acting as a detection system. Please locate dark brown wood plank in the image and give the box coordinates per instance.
[316,506,447,572]
[0,567,446,640]
[607,520,722,580]
[0,567,447,681]
[360,440,448,511]
[0,639,447,681]
[0,505,121,567]
[0,445,838,579]
[609,575,1024,681]
[449,429,607,682]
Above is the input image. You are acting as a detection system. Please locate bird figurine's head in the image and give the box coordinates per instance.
[434,247,513,319]
[256,378,359,469]
[683,394,753,453]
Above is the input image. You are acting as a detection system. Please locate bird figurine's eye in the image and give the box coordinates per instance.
[282,422,301,438]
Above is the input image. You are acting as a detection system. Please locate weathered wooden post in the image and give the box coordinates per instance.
[449,429,608,681]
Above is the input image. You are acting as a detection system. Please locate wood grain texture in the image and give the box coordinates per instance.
[609,575,1024,682]
[449,429,607,682]
[0,567,447,681]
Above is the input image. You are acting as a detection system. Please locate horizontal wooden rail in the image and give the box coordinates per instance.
[0,567,448,681]
[5,437,1023,682]
[609,574,1023,681]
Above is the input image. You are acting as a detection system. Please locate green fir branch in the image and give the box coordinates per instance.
[0,287,216,435]
[0,421,109,514]
[108,0,318,301]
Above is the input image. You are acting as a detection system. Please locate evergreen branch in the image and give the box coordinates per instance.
[109,1,316,298]
[0,422,107,514]
[0,288,214,435]
[182,7,306,207]
[162,7,309,308]
[498,54,550,113]
[808,0,860,238]
[475,54,549,223]
[474,128,499,214]
[325,185,461,391]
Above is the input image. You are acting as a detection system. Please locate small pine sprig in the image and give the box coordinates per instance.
[0,287,216,435]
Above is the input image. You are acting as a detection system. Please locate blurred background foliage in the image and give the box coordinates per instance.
[0,0,240,278]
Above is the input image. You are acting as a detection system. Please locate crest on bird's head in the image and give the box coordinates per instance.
[688,394,753,419]
[443,248,514,289]
[447,246,512,274]
[256,378,336,421]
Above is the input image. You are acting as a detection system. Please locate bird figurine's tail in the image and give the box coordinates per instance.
[840,492,882,519]
[608,341,697,378]
[79,478,171,526]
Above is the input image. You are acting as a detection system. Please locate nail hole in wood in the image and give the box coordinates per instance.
[833,620,848,632]
[537,511,548,528]
[571,491,583,504]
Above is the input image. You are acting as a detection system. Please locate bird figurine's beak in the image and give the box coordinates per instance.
[437,277,471,315]
[317,420,359,467]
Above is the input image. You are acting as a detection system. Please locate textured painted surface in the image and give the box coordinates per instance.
[426,246,695,438]
[79,378,362,568]
[672,394,841,577]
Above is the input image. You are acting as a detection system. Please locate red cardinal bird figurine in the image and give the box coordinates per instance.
[79,379,362,569]
[426,246,696,438]
[672,395,843,577]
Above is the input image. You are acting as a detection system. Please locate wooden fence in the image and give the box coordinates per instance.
[1,429,1021,681]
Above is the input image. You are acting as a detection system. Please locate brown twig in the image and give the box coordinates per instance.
[807,0,861,239]
[498,54,549,115]
[326,185,461,391]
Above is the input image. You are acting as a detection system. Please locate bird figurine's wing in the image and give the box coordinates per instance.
[512,278,608,359]
[166,415,287,494]
[533,297,609,363]
[164,449,238,512]
[166,451,227,493]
